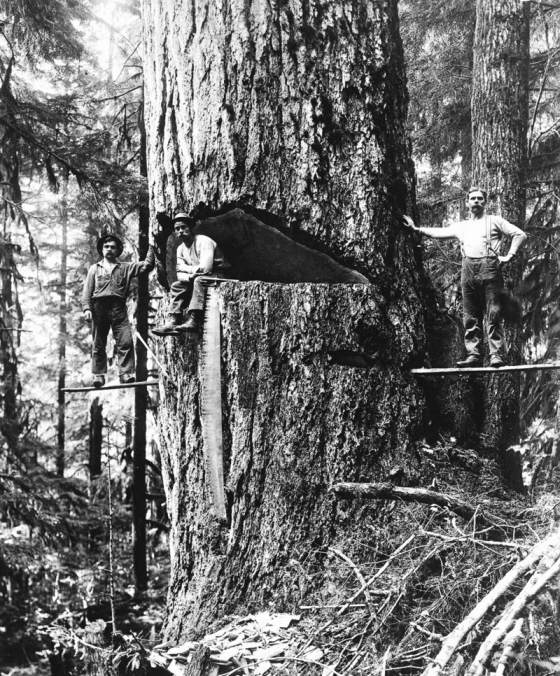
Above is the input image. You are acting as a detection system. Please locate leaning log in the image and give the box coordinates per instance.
[331,481,490,524]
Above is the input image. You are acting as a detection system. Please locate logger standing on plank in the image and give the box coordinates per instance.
[404,187,527,368]
[152,213,231,336]
[82,234,154,388]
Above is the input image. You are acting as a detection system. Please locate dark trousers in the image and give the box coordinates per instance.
[91,297,135,375]
[461,257,504,358]
[169,272,226,316]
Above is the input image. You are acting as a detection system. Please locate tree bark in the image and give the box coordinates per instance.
[156,283,425,635]
[471,0,530,455]
[132,92,149,593]
[89,397,104,482]
[142,0,429,640]
[0,60,24,459]
[56,169,69,477]
[88,396,104,550]
[142,0,421,286]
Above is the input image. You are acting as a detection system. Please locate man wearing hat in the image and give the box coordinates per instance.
[152,213,231,336]
[82,234,154,387]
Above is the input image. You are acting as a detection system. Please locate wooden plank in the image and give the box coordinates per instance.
[411,363,560,375]
[62,380,160,392]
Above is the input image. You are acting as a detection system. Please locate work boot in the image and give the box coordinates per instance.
[92,375,105,388]
[490,355,506,368]
[177,311,203,333]
[120,374,135,384]
[456,356,482,368]
[152,315,182,336]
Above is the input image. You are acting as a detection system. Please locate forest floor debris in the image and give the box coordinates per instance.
[143,481,560,676]
[149,612,314,675]
[45,442,560,676]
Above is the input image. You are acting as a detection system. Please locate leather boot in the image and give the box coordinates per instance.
[177,311,203,333]
[490,355,506,368]
[456,356,483,368]
[152,314,182,336]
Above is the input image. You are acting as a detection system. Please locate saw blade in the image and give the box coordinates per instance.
[199,284,226,521]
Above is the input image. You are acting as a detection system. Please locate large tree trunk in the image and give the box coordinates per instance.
[157,284,427,634]
[89,397,104,483]
[0,58,23,460]
[132,93,150,593]
[142,0,433,639]
[56,169,69,477]
[142,0,420,285]
[88,397,104,550]
[471,0,530,457]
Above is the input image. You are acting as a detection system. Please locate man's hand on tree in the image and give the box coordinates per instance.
[498,254,514,264]
[403,215,419,231]
[84,310,92,323]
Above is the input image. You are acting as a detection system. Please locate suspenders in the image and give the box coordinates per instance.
[461,216,499,258]
[485,216,498,257]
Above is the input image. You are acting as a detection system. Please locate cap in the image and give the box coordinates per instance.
[172,212,195,225]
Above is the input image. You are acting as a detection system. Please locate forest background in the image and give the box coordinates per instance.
[1,0,560,675]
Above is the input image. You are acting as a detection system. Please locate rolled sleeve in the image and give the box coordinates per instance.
[495,217,527,256]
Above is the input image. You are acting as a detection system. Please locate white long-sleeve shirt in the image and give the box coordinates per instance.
[419,214,527,258]
[176,235,230,281]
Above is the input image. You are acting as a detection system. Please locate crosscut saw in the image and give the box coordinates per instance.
[199,281,227,521]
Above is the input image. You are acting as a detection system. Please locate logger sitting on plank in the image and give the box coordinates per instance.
[152,213,232,337]
[403,187,527,368]
[82,234,154,388]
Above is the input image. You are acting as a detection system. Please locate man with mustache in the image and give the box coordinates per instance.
[404,187,527,368]
[82,234,154,387]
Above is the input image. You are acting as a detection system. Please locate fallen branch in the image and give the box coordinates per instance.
[421,529,520,549]
[331,482,496,526]
[343,647,367,674]
[372,546,444,638]
[299,535,415,654]
[410,622,444,642]
[469,551,560,676]
[223,656,346,676]
[329,547,371,604]
[494,618,524,676]
[299,603,367,609]
[335,534,416,617]
[421,524,560,676]
[380,647,391,676]
[510,651,560,672]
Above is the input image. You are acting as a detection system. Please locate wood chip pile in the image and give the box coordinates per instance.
[148,612,328,676]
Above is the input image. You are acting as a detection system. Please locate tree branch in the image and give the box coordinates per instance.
[494,619,524,676]
[468,553,560,675]
[331,482,495,526]
[0,115,87,182]
[421,525,560,676]
[329,547,371,604]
